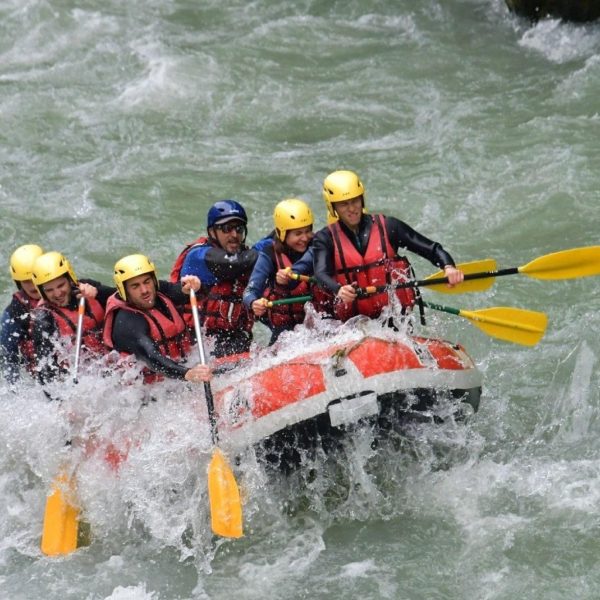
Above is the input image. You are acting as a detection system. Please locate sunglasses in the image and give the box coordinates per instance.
[215,222,246,234]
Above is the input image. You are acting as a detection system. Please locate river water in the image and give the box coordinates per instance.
[1,1,600,598]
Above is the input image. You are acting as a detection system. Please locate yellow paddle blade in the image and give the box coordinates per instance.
[519,246,600,280]
[41,473,79,556]
[208,449,243,538]
[423,259,498,294]
[459,306,548,347]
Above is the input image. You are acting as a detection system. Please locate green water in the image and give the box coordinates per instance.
[1,1,600,598]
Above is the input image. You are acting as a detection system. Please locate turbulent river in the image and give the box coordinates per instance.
[1,1,600,598]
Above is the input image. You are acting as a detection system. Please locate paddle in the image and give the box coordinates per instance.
[40,296,85,556]
[189,289,243,538]
[288,260,497,295]
[424,301,547,347]
[415,246,600,288]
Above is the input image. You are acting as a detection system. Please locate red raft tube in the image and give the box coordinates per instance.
[210,333,483,473]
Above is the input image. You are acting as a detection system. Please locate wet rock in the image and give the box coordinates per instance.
[505,0,600,22]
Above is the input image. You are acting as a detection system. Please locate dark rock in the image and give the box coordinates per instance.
[505,0,600,22]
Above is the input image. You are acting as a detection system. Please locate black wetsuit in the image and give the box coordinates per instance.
[109,281,191,380]
[312,214,456,295]
[0,293,36,384]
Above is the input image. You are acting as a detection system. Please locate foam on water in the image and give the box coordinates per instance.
[518,18,600,63]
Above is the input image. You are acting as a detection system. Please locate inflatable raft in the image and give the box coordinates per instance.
[87,329,482,473]
[210,331,483,472]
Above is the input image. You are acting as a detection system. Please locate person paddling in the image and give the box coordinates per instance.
[0,244,44,383]
[243,198,316,344]
[312,170,464,323]
[171,200,258,358]
[103,254,211,385]
[31,251,113,385]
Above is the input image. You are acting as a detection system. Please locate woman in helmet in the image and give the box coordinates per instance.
[31,251,115,385]
[313,170,464,323]
[243,199,320,345]
[103,254,211,385]
[0,244,44,383]
[170,200,258,358]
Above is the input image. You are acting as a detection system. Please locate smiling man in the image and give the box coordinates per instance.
[103,254,211,385]
[312,170,464,323]
[30,251,114,384]
[170,200,258,358]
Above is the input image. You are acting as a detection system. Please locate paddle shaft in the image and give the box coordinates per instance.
[71,297,86,383]
[357,268,519,296]
[189,289,218,444]
[267,295,313,307]
[289,272,315,283]
[415,267,519,288]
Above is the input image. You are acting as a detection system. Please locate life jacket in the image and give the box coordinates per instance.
[171,237,253,333]
[36,296,107,355]
[263,244,311,329]
[103,292,193,384]
[12,290,40,370]
[330,214,416,322]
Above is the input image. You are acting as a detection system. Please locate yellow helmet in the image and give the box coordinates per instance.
[322,170,365,218]
[32,252,77,294]
[273,198,314,242]
[113,254,157,301]
[9,244,44,282]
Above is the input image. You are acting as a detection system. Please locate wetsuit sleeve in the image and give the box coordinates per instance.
[80,279,118,307]
[312,227,342,295]
[181,244,258,289]
[110,310,189,380]
[243,250,276,308]
[290,246,314,277]
[387,217,456,270]
[157,280,188,305]
[31,309,65,385]
[0,302,26,383]
[204,246,258,282]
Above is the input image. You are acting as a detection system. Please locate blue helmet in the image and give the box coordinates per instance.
[206,200,248,229]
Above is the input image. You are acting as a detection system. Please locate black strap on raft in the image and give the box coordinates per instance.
[408,263,426,326]
[375,215,425,325]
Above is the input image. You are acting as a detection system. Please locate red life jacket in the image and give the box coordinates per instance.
[36,297,107,355]
[171,237,253,333]
[310,284,335,316]
[263,244,311,329]
[201,275,253,333]
[103,292,193,384]
[330,214,416,322]
[13,290,40,370]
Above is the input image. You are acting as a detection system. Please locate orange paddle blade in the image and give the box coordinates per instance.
[41,472,79,556]
[208,449,243,538]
